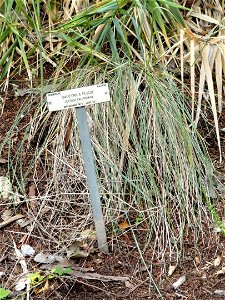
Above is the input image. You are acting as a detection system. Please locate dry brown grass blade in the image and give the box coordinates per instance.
[185,20,205,34]
[218,43,225,78]
[23,37,57,68]
[201,45,221,161]
[63,0,88,17]
[160,39,181,65]
[92,24,105,43]
[190,39,195,119]
[210,36,225,44]
[208,44,217,71]
[188,12,220,25]
[215,48,223,113]
[182,0,225,159]
[63,0,74,18]
[64,113,73,151]
[180,29,185,89]
[195,53,205,126]
[119,75,138,171]
[136,7,152,48]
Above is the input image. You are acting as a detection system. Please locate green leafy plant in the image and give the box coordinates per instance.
[51,266,73,276]
[0,288,11,300]
[28,267,73,286]
[28,272,45,286]
[135,213,143,225]
[0,0,187,82]
[26,267,73,295]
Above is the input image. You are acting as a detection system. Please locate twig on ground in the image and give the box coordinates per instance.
[0,214,24,229]
[76,279,115,296]
[125,277,150,296]
[71,270,130,284]
[0,255,7,263]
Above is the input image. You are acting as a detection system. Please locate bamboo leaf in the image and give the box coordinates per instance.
[215,48,223,113]
[195,57,206,125]
[202,45,221,161]
[208,44,217,71]
[189,12,220,25]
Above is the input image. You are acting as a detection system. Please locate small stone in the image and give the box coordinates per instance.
[21,244,35,257]
[15,277,27,291]
[0,272,5,278]
[214,289,225,295]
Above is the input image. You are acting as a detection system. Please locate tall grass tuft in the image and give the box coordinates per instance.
[1,64,214,263]
[90,65,213,259]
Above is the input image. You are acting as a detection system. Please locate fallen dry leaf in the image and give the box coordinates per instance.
[66,241,89,259]
[80,229,96,240]
[214,289,225,295]
[17,218,33,228]
[35,280,49,294]
[29,184,36,198]
[29,183,36,210]
[125,280,134,289]
[1,209,13,221]
[19,234,30,245]
[95,259,102,265]
[214,255,221,267]
[118,221,130,230]
[14,242,28,273]
[215,267,225,275]
[0,176,12,199]
[0,158,7,164]
[13,241,30,295]
[195,256,200,265]
[172,275,186,289]
[34,253,56,264]
[168,265,177,276]
[201,272,207,279]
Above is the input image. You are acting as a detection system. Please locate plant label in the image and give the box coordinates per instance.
[45,84,109,253]
[46,83,110,112]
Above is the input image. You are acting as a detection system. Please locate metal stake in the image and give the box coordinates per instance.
[76,106,108,253]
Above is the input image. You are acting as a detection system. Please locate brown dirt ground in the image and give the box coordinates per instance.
[1,78,225,300]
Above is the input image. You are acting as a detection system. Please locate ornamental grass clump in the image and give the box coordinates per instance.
[0,64,215,262]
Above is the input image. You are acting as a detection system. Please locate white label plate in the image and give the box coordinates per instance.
[46,83,110,112]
